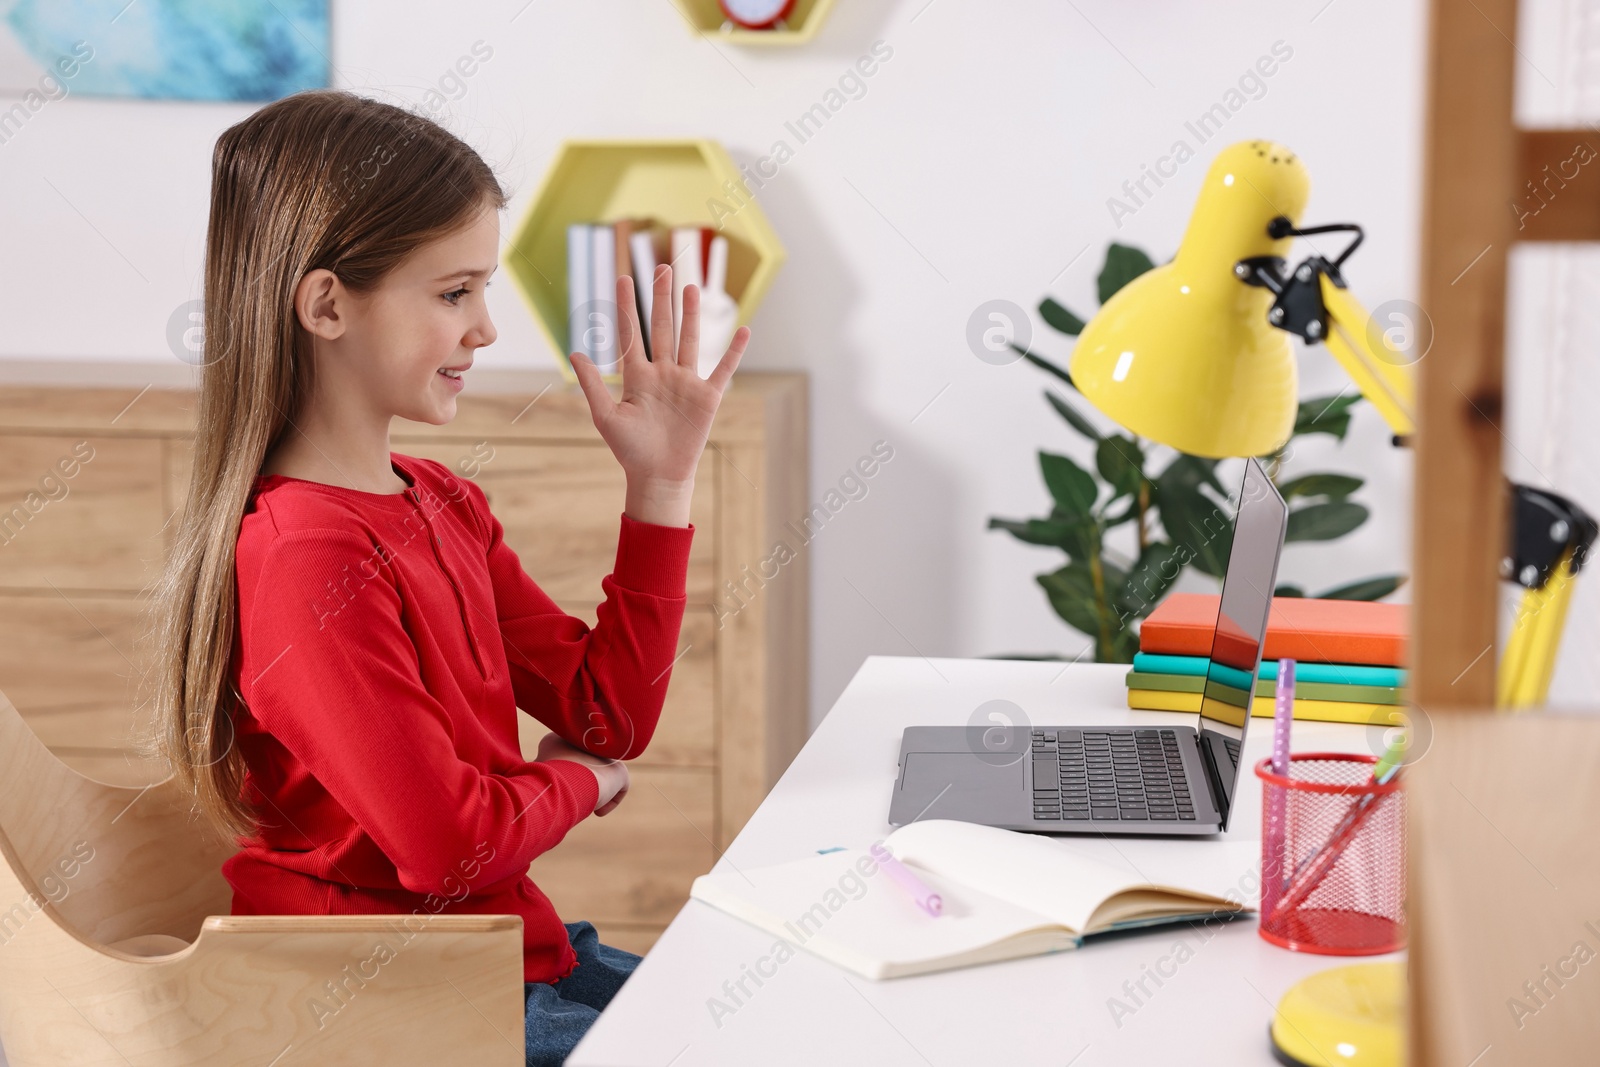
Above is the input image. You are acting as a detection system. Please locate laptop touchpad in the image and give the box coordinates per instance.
[896,752,1026,823]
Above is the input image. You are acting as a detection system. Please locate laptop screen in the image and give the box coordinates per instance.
[1196,457,1288,828]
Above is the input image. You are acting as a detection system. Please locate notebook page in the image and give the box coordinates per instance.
[689,849,1073,979]
[885,820,1242,932]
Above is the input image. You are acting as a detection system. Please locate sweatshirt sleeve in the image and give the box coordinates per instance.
[239,528,600,897]
[465,479,693,762]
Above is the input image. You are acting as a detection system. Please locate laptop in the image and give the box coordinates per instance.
[888,456,1288,835]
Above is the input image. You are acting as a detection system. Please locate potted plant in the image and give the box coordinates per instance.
[990,243,1405,663]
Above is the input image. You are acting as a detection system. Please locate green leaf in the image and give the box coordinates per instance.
[1285,501,1370,542]
[1106,626,1139,664]
[1037,562,1101,638]
[1277,473,1364,501]
[1293,393,1363,440]
[1039,452,1098,516]
[1045,391,1102,441]
[1045,508,1101,558]
[1096,435,1146,499]
[1103,497,1141,528]
[1098,244,1157,305]
[1158,452,1226,496]
[1022,350,1078,391]
[1313,574,1408,601]
[1039,297,1087,336]
[1275,584,1306,598]
[1115,542,1185,620]
[1153,455,1232,577]
[987,516,1076,547]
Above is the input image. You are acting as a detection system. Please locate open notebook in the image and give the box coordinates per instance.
[689,820,1253,979]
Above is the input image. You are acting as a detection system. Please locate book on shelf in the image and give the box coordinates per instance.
[689,819,1252,980]
[589,225,619,372]
[670,226,704,336]
[565,223,593,365]
[627,225,659,356]
[604,218,647,359]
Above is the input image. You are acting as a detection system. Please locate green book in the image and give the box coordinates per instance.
[1125,671,1405,706]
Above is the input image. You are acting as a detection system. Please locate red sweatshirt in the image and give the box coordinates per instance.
[223,451,691,983]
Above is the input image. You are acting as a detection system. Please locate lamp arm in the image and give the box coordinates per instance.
[1317,276,1418,438]
[1499,557,1577,710]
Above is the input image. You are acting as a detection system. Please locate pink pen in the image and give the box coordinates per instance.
[869,841,943,917]
[1272,658,1296,777]
[1266,659,1295,890]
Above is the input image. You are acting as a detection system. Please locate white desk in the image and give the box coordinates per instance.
[570,656,1403,1067]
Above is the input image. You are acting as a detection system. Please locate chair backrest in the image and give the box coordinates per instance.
[0,685,234,954]
[0,689,526,1067]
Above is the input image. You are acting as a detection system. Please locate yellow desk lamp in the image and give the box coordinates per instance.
[1499,484,1595,708]
[1269,961,1405,1067]
[1066,137,1593,709]
[1069,139,1414,459]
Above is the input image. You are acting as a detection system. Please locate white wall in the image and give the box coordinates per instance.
[0,0,1434,726]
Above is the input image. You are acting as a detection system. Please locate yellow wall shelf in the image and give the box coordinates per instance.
[674,0,837,46]
[506,139,786,383]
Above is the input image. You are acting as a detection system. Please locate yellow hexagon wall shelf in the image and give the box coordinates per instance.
[675,0,838,45]
[506,139,786,382]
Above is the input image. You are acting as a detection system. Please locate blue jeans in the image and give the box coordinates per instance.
[524,920,641,1067]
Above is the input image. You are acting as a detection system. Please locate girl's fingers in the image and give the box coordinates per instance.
[596,785,628,816]
[569,351,615,423]
[650,264,675,366]
[706,326,749,394]
[614,274,646,368]
[677,283,701,369]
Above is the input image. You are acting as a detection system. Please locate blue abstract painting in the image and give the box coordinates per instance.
[0,0,329,102]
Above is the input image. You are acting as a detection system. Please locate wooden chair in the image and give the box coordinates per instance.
[0,689,524,1066]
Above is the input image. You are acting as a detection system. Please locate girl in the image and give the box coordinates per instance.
[141,89,748,1066]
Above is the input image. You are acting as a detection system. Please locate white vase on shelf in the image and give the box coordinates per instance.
[698,236,738,379]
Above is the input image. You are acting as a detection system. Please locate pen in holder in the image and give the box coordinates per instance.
[1254,753,1406,955]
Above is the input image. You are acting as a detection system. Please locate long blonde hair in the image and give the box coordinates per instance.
[136,90,508,844]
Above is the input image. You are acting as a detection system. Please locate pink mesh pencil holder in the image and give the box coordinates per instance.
[1254,753,1406,955]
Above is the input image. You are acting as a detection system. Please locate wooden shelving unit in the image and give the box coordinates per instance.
[1409,1,1600,1063]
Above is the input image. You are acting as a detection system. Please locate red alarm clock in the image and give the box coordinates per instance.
[719,0,796,30]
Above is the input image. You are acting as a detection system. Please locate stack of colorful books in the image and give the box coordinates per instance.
[1127,593,1408,725]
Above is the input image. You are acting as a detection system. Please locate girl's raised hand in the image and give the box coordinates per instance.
[569,264,749,527]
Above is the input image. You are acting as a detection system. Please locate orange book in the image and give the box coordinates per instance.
[1139,592,1407,666]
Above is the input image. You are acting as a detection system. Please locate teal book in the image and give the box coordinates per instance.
[1132,653,1406,689]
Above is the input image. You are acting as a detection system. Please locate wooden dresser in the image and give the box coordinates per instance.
[0,368,808,954]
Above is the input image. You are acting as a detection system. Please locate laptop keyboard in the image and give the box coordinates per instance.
[1030,728,1196,822]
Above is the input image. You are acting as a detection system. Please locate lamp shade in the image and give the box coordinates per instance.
[1069,140,1311,458]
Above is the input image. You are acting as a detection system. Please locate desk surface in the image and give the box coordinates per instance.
[570,656,1403,1067]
